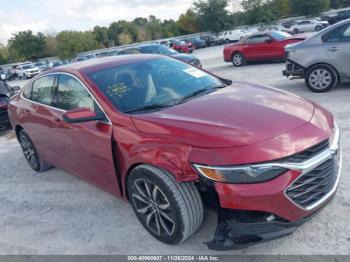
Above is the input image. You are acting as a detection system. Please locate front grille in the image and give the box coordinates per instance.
[284,139,329,163]
[285,157,338,209]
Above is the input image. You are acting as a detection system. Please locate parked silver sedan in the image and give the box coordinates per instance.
[283,19,350,92]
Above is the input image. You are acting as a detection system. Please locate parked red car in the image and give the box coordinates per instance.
[224,31,307,66]
[9,55,341,250]
[172,40,194,53]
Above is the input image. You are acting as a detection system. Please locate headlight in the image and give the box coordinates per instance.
[193,164,287,184]
[330,120,340,152]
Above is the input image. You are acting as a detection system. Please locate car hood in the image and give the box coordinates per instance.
[131,82,315,148]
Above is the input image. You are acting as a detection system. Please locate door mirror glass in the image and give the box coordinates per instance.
[63,107,106,123]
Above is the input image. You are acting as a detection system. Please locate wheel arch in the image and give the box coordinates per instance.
[231,51,243,60]
[306,62,340,80]
[15,125,24,138]
[124,163,189,201]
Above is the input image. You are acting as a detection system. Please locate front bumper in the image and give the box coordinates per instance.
[282,59,305,78]
[207,208,317,250]
[25,71,40,78]
[206,132,341,250]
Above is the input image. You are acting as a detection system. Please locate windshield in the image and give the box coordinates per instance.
[88,57,223,113]
[270,31,291,41]
[158,45,178,55]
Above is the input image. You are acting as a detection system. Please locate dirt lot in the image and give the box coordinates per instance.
[0,46,349,255]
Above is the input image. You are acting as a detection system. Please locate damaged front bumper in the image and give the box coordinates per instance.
[206,208,315,250]
[282,59,305,78]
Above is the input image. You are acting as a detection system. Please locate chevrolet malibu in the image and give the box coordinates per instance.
[8,55,341,250]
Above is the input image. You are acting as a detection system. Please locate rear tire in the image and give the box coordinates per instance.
[315,25,322,31]
[232,52,245,67]
[305,64,338,93]
[127,165,203,245]
[18,130,52,172]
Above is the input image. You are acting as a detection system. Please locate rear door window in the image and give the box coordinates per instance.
[31,75,56,106]
[323,23,350,42]
[246,35,271,44]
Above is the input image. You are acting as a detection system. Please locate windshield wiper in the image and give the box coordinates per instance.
[124,103,173,113]
[175,84,227,105]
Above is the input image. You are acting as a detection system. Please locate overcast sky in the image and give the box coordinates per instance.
[0,0,242,44]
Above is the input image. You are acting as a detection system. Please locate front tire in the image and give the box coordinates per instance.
[293,28,299,34]
[232,52,245,67]
[18,130,52,172]
[127,165,203,245]
[305,64,338,93]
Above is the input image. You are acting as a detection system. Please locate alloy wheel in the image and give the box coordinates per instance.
[131,178,176,237]
[19,133,38,169]
[233,53,243,66]
[309,69,332,90]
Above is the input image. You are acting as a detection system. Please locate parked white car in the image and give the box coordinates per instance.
[263,25,293,34]
[290,20,329,34]
[218,29,250,43]
[16,63,41,79]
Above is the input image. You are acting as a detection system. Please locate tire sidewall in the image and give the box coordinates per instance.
[305,64,337,93]
[232,52,245,67]
[18,130,41,172]
[127,166,185,245]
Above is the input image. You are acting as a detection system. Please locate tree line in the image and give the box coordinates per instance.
[0,0,349,64]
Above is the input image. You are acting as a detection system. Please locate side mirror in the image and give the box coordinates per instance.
[63,107,106,123]
[219,77,233,86]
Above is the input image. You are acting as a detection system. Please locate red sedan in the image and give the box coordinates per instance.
[8,55,341,250]
[172,40,194,53]
[224,31,306,66]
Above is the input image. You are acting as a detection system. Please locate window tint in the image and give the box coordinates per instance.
[270,31,291,41]
[158,45,178,55]
[31,75,55,106]
[118,48,140,55]
[323,23,350,42]
[56,74,95,111]
[22,84,32,99]
[247,35,271,44]
[140,46,159,54]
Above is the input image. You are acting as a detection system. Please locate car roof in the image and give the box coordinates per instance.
[48,54,163,74]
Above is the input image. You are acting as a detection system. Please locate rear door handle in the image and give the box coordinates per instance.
[327,46,339,52]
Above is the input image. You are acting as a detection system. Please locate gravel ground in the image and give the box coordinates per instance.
[0,46,349,255]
